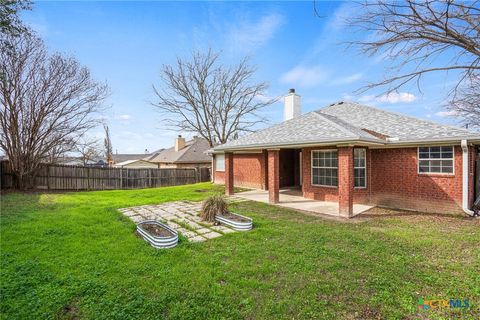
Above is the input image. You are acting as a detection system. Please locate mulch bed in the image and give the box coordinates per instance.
[218,211,250,223]
[140,223,175,237]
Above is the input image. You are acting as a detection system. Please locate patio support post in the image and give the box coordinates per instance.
[267,149,280,204]
[338,147,354,217]
[224,152,234,196]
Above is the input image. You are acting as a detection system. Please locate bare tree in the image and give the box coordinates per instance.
[0,33,109,188]
[75,137,102,166]
[152,50,277,147]
[447,75,480,128]
[346,0,480,127]
[103,124,113,165]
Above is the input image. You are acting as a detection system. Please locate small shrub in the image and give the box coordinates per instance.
[201,195,228,222]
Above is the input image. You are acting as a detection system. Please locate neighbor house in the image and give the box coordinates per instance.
[113,159,158,168]
[147,135,211,169]
[211,89,480,217]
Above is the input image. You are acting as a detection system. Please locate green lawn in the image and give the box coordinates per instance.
[1,183,479,319]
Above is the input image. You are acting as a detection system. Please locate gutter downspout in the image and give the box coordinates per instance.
[461,140,475,216]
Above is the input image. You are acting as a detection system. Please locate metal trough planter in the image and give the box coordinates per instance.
[215,212,253,231]
[137,220,178,249]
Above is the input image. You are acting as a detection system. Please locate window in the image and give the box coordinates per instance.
[354,148,366,188]
[215,154,225,172]
[418,146,454,174]
[312,150,338,187]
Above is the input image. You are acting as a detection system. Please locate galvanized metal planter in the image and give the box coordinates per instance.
[215,212,253,231]
[137,220,178,249]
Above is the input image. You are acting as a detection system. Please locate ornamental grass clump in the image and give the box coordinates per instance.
[201,195,227,222]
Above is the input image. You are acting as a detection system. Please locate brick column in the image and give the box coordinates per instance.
[267,149,279,204]
[225,152,234,196]
[338,147,354,217]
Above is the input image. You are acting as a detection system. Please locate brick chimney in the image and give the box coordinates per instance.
[175,135,186,151]
[284,88,301,121]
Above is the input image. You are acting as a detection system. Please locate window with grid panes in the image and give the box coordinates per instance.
[354,148,366,187]
[418,146,453,174]
[312,150,338,187]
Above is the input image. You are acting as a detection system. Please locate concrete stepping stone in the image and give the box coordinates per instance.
[130,215,144,223]
[195,228,211,235]
[210,225,235,234]
[190,235,207,242]
[202,231,222,239]
[184,220,202,229]
[180,230,198,238]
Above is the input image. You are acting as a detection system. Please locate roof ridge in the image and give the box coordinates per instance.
[312,111,361,139]
[323,101,477,134]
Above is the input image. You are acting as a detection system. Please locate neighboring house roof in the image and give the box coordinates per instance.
[148,137,211,163]
[214,102,480,151]
[113,159,156,167]
[112,153,149,163]
[143,149,165,161]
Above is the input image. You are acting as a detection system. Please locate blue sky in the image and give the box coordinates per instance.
[23,1,464,153]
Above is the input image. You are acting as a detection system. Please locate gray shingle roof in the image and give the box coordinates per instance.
[148,137,211,163]
[319,102,478,142]
[214,102,480,151]
[112,153,149,163]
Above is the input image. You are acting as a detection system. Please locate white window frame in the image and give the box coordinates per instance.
[354,148,367,189]
[311,149,338,188]
[417,146,455,175]
[215,154,225,172]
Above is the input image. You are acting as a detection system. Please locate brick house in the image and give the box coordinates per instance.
[147,135,211,169]
[211,89,480,218]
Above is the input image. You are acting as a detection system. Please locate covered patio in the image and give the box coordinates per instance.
[234,188,373,217]
[224,147,362,218]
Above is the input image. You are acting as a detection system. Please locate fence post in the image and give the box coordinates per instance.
[87,167,90,190]
[148,169,152,188]
[47,165,50,190]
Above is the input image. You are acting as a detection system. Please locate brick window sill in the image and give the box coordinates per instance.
[417,173,455,178]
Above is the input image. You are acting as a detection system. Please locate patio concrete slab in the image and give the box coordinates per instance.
[235,189,372,217]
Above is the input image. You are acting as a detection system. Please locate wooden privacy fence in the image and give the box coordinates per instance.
[0,161,211,190]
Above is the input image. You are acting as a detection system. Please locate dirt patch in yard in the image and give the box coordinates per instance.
[58,299,80,320]
[358,207,480,228]
[140,223,175,237]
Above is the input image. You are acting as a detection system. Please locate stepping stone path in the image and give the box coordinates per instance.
[118,197,246,243]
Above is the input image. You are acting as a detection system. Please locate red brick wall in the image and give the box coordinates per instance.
[213,153,265,189]
[267,150,280,203]
[216,145,475,214]
[369,146,464,213]
[338,147,354,217]
[302,146,469,214]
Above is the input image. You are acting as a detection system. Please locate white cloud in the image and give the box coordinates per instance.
[333,73,363,85]
[377,92,417,104]
[435,110,457,117]
[116,114,131,121]
[358,92,417,104]
[228,13,285,52]
[280,65,329,87]
[255,93,282,104]
[327,2,356,30]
